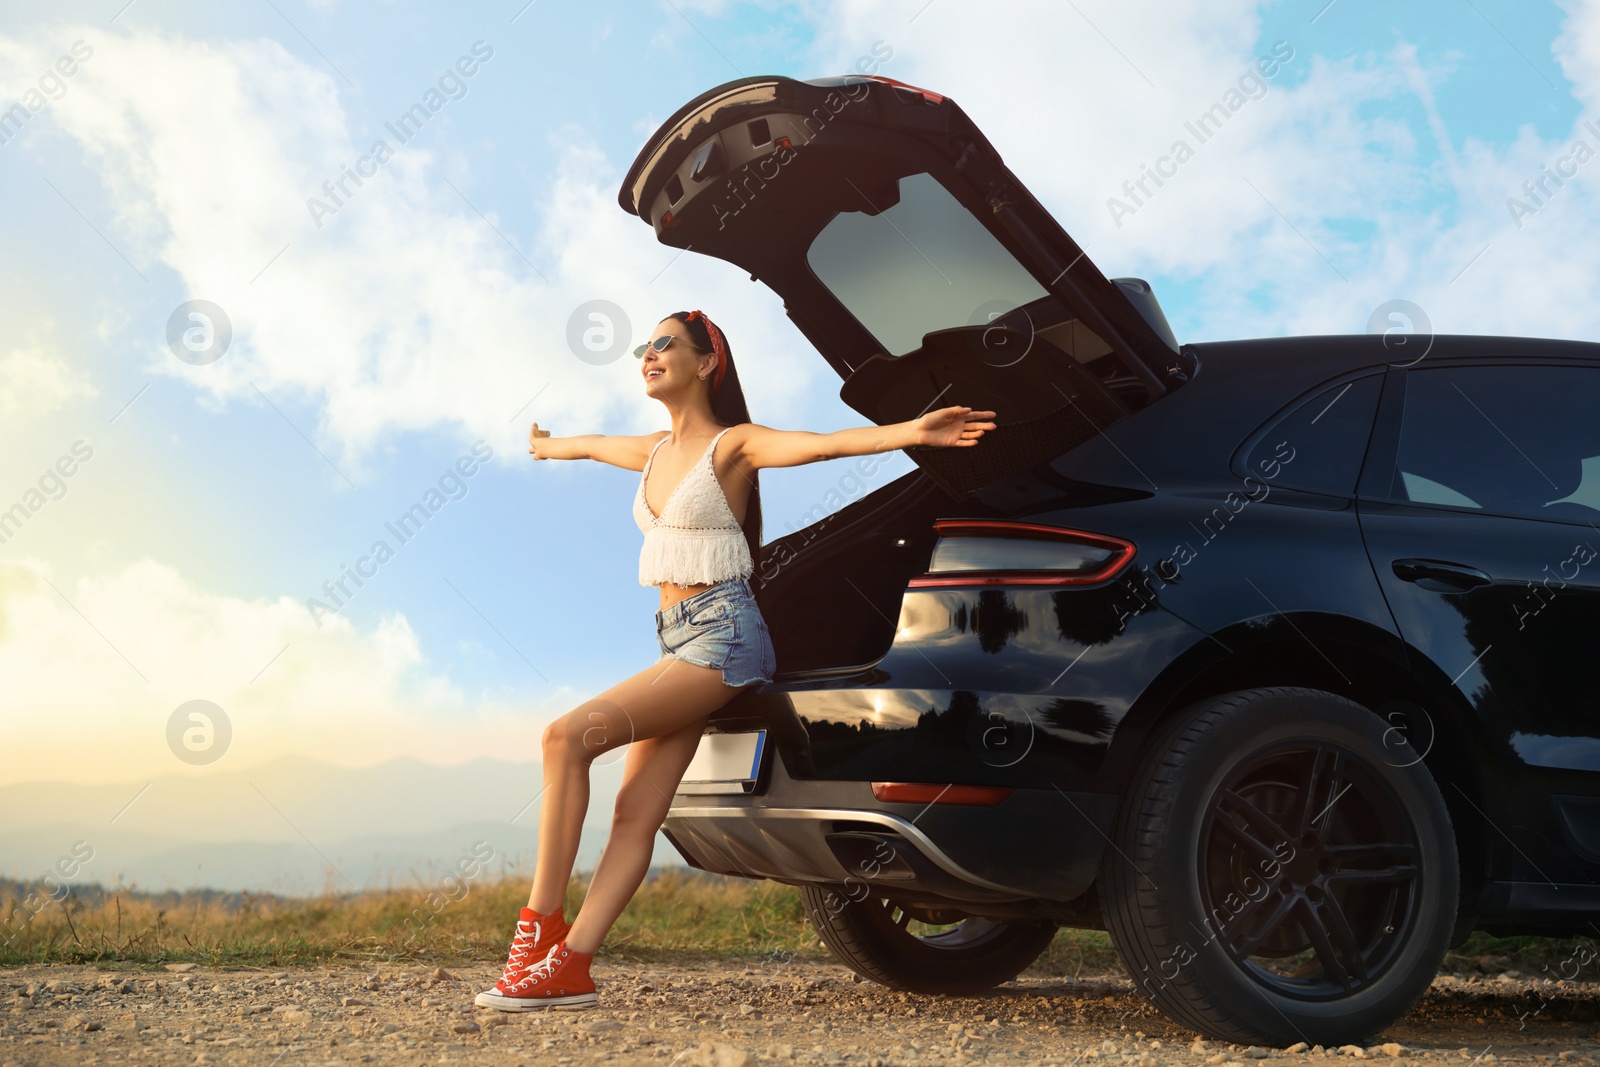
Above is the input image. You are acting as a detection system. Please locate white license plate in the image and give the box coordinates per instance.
[678,730,766,794]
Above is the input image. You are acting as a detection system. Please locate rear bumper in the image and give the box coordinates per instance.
[661,752,1116,911]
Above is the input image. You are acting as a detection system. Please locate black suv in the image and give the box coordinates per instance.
[618,74,1600,1047]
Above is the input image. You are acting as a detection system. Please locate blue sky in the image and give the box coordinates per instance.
[4,0,1600,788]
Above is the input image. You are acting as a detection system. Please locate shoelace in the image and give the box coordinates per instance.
[501,917,555,981]
[509,946,564,991]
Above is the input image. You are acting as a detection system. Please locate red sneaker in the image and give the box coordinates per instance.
[473,940,597,1011]
[489,907,570,995]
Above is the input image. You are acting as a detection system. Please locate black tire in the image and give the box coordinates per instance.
[798,884,1056,995]
[1100,686,1457,1047]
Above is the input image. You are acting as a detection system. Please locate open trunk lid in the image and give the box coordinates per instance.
[619,74,1190,497]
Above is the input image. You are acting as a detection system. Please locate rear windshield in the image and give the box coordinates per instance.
[805,171,1049,357]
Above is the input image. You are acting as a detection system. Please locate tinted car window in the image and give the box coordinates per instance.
[1386,363,1600,521]
[1242,374,1381,495]
[806,171,1050,357]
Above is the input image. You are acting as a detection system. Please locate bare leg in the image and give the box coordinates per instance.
[526,654,742,916]
[564,714,708,954]
[526,701,594,914]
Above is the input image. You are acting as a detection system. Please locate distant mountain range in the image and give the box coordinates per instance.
[0,755,669,895]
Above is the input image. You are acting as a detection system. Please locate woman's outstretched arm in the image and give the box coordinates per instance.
[735,405,997,471]
[528,423,665,472]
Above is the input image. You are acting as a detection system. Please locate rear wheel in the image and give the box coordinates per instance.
[798,885,1056,994]
[1100,687,1457,1047]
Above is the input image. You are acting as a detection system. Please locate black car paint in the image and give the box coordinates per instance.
[679,336,1600,935]
[621,73,1600,939]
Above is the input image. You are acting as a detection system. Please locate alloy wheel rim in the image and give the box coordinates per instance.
[1195,739,1422,1000]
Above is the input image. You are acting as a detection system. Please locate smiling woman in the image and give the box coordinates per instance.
[487,307,994,1012]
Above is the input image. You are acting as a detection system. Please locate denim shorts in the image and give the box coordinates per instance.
[655,577,777,688]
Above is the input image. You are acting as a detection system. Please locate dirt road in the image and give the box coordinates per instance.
[4,957,1599,1066]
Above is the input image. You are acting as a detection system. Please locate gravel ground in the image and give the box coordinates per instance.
[4,958,1600,1067]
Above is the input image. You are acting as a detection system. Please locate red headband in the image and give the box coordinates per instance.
[686,309,727,390]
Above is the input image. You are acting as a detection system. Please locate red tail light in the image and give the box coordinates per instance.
[872,782,1013,806]
[907,520,1135,588]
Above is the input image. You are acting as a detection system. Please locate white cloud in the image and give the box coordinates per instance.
[1556,0,1600,113]
[807,0,1600,346]
[8,7,1599,464]
[9,25,817,475]
[0,556,587,786]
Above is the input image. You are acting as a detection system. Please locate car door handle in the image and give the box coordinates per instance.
[1391,558,1493,592]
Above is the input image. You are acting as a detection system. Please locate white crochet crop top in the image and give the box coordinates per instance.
[633,426,754,587]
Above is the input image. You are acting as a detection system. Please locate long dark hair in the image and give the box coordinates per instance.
[668,310,763,570]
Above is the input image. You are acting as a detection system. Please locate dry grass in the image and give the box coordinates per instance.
[1,872,1593,982]
[0,869,814,970]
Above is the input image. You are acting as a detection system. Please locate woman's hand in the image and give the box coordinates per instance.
[914,406,997,448]
[529,421,553,459]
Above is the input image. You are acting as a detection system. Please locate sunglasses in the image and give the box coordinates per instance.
[633,334,706,359]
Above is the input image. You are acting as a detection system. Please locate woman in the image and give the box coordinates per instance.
[474,309,996,1010]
